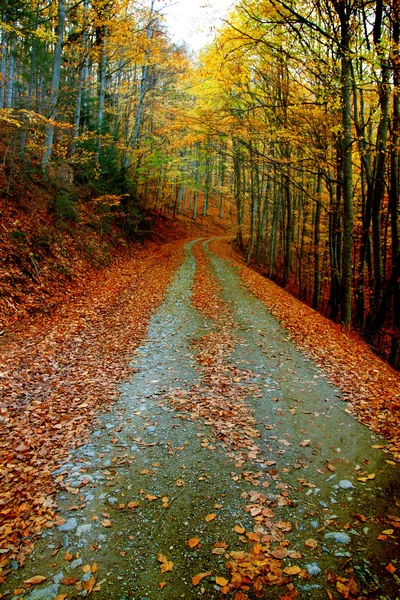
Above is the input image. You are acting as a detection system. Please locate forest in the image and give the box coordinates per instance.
[0,0,399,368]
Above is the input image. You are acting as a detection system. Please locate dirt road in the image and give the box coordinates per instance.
[1,240,399,600]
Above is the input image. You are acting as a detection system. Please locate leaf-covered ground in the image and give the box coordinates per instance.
[212,239,400,462]
[0,237,399,600]
[0,238,186,575]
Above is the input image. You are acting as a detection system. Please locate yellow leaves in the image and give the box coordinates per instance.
[127,501,140,509]
[215,576,229,586]
[357,473,376,482]
[158,553,173,573]
[145,494,158,501]
[192,571,212,585]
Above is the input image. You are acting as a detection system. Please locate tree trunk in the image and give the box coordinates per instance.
[41,0,66,171]
[338,9,354,326]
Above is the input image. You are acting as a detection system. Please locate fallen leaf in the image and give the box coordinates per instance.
[55,595,68,600]
[159,581,167,589]
[216,576,229,586]
[91,562,98,573]
[192,571,212,585]
[205,513,217,522]
[145,494,158,501]
[386,563,396,573]
[188,538,200,548]
[283,566,301,575]
[299,439,311,447]
[305,538,318,550]
[82,565,91,573]
[176,480,185,487]
[353,514,367,522]
[23,576,47,586]
[270,546,288,559]
[60,577,78,585]
[101,519,112,528]
[158,553,173,573]
[84,576,96,593]
[234,525,245,534]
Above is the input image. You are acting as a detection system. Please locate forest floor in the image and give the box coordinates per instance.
[0,236,400,600]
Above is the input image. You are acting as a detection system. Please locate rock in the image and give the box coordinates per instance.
[324,532,351,544]
[70,557,83,569]
[76,523,92,537]
[107,496,118,505]
[58,518,77,532]
[81,446,96,457]
[53,572,64,584]
[338,480,354,490]
[24,584,60,600]
[306,562,322,576]
[146,426,156,435]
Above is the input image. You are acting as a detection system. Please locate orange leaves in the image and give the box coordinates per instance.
[304,539,318,550]
[283,565,301,575]
[145,494,158,501]
[23,575,47,586]
[60,576,78,585]
[158,553,173,573]
[101,518,112,528]
[205,513,217,522]
[234,525,246,534]
[0,239,186,571]
[386,562,397,573]
[187,538,200,548]
[192,571,212,585]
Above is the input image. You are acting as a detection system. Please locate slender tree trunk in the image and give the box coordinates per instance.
[389,4,400,365]
[313,173,323,309]
[41,0,66,171]
[125,0,155,168]
[338,11,354,325]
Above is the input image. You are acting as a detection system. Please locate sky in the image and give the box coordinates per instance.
[159,0,237,52]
